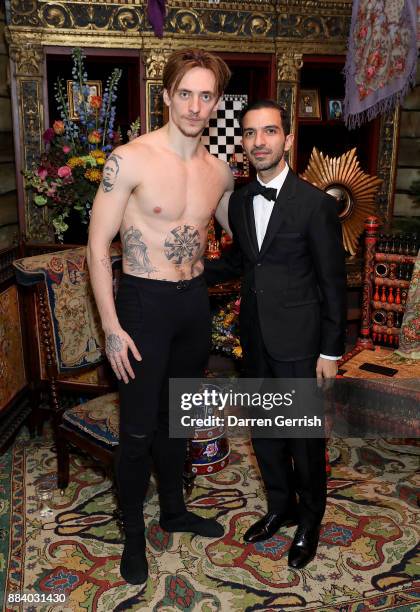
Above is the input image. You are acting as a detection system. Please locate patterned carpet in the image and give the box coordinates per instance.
[1,432,419,612]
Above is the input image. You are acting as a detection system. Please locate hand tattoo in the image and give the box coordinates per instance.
[164,225,201,265]
[102,153,122,193]
[106,333,123,353]
[122,226,157,276]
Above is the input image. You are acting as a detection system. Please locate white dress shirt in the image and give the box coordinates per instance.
[252,164,340,361]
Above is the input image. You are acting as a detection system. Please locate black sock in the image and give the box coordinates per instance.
[160,511,224,538]
[120,531,148,585]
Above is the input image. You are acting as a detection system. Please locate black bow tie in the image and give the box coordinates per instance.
[248,181,278,202]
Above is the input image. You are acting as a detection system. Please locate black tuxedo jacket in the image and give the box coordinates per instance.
[205,170,347,361]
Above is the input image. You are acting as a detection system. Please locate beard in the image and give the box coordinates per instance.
[250,146,285,172]
[172,114,206,138]
[178,124,205,138]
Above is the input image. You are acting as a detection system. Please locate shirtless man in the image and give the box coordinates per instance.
[87,49,233,585]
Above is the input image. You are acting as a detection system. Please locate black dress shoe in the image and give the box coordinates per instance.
[244,511,298,543]
[288,524,321,569]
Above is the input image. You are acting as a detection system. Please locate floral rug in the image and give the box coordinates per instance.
[1,433,419,612]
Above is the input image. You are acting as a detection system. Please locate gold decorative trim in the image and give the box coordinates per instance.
[277,51,303,83]
[143,49,172,80]
[276,52,302,170]
[145,80,164,133]
[277,0,351,12]
[8,41,44,77]
[376,107,400,222]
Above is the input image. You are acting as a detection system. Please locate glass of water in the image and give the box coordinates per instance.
[35,480,55,518]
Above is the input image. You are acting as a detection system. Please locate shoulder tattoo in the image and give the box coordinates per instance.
[102,153,122,193]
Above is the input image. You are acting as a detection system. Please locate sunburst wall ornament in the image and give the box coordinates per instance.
[300,147,382,256]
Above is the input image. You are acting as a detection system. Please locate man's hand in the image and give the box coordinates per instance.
[104,327,142,384]
[316,356,338,390]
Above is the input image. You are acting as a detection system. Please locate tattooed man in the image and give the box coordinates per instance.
[87,49,233,585]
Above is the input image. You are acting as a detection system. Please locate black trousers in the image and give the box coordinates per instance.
[243,315,327,527]
[114,273,211,530]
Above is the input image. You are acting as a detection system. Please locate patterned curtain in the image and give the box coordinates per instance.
[344,0,418,128]
[148,0,166,38]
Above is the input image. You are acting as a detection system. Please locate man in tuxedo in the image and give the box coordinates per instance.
[205,100,346,568]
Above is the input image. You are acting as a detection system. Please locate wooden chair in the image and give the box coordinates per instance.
[14,246,122,490]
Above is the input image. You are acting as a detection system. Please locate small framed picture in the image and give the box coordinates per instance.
[67,80,103,120]
[326,98,344,121]
[298,89,321,120]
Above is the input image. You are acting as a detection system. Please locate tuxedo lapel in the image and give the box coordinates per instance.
[242,184,259,260]
[259,170,297,258]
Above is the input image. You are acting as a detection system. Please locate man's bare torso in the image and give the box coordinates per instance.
[118,129,228,281]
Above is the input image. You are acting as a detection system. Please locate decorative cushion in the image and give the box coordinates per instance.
[62,392,119,448]
[13,245,122,373]
[395,251,420,360]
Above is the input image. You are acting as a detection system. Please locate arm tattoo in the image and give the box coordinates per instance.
[100,256,112,276]
[101,153,122,193]
[164,225,201,265]
[122,226,157,276]
[106,333,123,353]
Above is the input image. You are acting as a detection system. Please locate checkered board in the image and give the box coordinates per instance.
[202,94,249,177]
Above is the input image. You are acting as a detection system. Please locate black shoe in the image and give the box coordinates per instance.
[288,524,321,569]
[120,531,148,585]
[160,511,224,538]
[243,511,298,543]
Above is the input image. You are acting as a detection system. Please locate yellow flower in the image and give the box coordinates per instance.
[85,168,102,182]
[96,157,105,166]
[223,313,235,327]
[232,346,242,358]
[67,156,85,168]
[91,149,105,159]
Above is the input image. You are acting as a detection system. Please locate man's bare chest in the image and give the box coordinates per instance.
[129,165,224,223]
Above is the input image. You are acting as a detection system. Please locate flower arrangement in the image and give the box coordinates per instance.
[211,298,242,359]
[24,48,139,241]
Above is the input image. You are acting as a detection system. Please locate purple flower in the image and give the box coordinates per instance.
[43,128,55,143]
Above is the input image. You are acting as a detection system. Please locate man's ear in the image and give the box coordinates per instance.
[284,133,294,152]
[213,96,222,112]
[163,89,171,107]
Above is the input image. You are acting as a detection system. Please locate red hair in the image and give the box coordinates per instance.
[163,49,231,99]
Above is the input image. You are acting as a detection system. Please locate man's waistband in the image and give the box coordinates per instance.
[120,272,205,291]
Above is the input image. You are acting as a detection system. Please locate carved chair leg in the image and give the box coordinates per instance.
[56,432,70,492]
[27,386,43,437]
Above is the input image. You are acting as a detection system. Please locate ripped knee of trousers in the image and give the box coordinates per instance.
[116,431,153,463]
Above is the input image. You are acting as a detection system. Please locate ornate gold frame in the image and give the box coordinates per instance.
[5,0,398,241]
[301,147,382,256]
[67,80,103,121]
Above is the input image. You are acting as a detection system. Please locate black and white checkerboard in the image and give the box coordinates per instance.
[202,94,249,177]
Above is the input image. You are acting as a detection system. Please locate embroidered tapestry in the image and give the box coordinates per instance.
[344,0,418,128]
[395,250,420,359]
[13,246,122,373]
